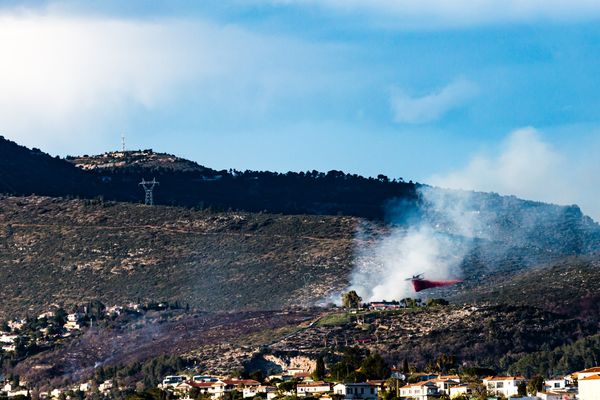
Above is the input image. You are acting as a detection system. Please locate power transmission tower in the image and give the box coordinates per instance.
[139,178,159,205]
[121,134,126,152]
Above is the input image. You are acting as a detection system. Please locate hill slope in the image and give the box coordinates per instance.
[0,195,357,319]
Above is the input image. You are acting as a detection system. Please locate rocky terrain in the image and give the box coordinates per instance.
[10,308,320,390]
[0,195,357,318]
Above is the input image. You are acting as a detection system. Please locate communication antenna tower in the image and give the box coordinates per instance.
[121,134,126,152]
[139,178,159,205]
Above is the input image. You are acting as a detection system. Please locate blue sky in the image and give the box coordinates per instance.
[1,0,600,218]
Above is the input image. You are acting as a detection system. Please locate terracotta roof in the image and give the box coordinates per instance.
[581,374,600,381]
[579,367,600,374]
[483,376,525,381]
[222,379,261,386]
[187,381,221,388]
[298,382,330,388]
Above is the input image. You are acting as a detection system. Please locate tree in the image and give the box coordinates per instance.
[361,354,390,380]
[342,291,362,309]
[527,376,544,395]
[402,359,409,374]
[517,381,527,396]
[312,356,326,381]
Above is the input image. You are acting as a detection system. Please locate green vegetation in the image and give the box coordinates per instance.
[317,313,352,327]
[341,291,362,309]
[329,347,389,382]
[508,333,600,377]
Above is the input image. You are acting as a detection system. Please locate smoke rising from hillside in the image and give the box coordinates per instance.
[346,128,600,303]
[349,187,478,302]
[429,127,600,222]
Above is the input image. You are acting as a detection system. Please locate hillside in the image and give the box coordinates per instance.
[0,136,418,220]
[450,255,600,320]
[0,195,357,319]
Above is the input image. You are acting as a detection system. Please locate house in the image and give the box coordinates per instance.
[243,385,277,399]
[7,389,29,398]
[293,371,314,382]
[482,376,526,397]
[64,313,83,331]
[161,375,187,388]
[575,367,600,380]
[99,380,113,393]
[1,345,16,353]
[79,383,92,392]
[297,382,331,397]
[187,380,226,398]
[428,377,459,394]
[449,384,471,398]
[8,320,25,330]
[398,381,439,400]
[390,368,406,380]
[369,302,402,311]
[579,374,600,400]
[333,383,378,400]
[0,334,17,344]
[106,306,123,316]
[286,368,306,375]
[193,375,219,383]
[536,392,565,400]
[221,379,261,392]
[437,375,460,384]
[544,378,567,391]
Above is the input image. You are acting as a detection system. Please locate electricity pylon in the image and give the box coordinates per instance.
[139,178,159,205]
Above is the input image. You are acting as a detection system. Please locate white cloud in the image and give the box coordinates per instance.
[0,9,337,153]
[429,127,600,221]
[269,0,600,29]
[390,78,478,124]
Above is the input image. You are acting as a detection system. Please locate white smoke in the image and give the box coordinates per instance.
[429,127,600,222]
[349,187,478,302]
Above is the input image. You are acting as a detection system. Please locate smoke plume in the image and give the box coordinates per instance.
[348,187,478,302]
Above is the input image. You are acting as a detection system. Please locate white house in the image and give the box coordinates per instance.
[536,392,564,400]
[398,381,439,400]
[297,382,331,397]
[482,376,526,397]
[428,378,459,394]
[544,378,567,391]
[243,385,277,399]
[0,334,17,344]
[579,374,600,400]
[187,381,226,398]
[333,383,378,400]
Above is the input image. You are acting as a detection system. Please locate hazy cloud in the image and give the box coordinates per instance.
[429,127,600,221]
[390,78,478,124]
[0,9,337,153]
[268,0,600,29]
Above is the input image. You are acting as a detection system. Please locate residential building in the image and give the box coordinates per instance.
[544,378,567,391]
[449,384,471,398]
[536,392,564,400]
[333,383,378,400]
[575,367,600,380]
[398,381,439,400]
[482,376,526,397]
[428,377,459,394]
[579,374,600,400]
[297,382,331,397]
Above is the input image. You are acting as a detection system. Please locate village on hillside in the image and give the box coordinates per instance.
[0,296,599,400]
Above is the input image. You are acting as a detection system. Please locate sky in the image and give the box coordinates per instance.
[1,0,600,219]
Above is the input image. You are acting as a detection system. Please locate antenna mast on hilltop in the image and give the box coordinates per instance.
[121,134,126,152]
[139,178,159,206]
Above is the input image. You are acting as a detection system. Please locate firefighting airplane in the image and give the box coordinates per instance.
[406,273,463,292]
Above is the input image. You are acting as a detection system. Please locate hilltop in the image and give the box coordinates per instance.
[67,150,211,173]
